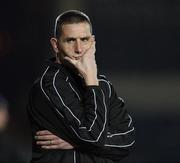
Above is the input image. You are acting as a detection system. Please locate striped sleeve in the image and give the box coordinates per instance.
[94,75,135,161]
[40,68,109,147]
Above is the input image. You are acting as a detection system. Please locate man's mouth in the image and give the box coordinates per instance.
[74,56,81,60]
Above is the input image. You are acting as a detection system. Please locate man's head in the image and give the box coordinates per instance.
[54,10,92,39]
[50,10,95,64]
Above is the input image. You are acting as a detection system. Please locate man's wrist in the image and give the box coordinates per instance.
[84,77,99,86]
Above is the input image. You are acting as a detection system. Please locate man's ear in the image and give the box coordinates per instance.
[91,35,95,41]
[50,38,59,53]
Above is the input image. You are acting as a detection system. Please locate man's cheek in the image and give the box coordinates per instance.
[64,51,75,58]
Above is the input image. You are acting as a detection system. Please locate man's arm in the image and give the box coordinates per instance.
[98,79,135,161]
[35,76,135,161]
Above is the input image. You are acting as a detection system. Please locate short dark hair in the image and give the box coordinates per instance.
[54,10,92,39]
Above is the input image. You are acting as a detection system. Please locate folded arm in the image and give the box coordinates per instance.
[34,76,135,161]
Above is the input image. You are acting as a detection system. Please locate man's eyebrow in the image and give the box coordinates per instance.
[65,37,76,40]
[80,36,91,39]
[64,36,91,40]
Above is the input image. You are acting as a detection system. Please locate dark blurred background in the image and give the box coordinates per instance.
[0,0,180,162]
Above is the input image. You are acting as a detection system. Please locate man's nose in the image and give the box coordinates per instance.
[74,40,83,54]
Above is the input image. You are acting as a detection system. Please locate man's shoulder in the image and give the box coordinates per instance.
[30,66,70,93]
[38,65,68,82]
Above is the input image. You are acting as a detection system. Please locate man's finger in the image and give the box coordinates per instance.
[41,145,60,149]
[35,134,58,140]
[36,130,52,135]
[36,138,66,145]
[41,144,74,150]
[36,140,52,145]
[64,56,77,65]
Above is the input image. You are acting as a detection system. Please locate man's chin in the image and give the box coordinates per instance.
[62,59,78,73]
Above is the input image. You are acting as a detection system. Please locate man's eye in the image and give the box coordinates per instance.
[66,39,75,43]
[81,38,89,42]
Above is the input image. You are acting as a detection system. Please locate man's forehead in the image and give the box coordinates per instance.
[61,23,92,38]
[61,23,91,32]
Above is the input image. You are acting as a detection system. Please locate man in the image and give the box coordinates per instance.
[27,10,135,163]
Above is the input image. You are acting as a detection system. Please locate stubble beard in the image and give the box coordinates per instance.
[57,52,79,74]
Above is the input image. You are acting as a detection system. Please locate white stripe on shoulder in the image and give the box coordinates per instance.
[40,66,64,118]
[40,66,50,100]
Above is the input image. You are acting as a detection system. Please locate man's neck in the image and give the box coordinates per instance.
[55,57,61,64]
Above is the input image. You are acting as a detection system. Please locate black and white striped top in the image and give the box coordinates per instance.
[27,58,135,163]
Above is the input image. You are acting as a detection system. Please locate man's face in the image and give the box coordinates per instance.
[56,22,94,61]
